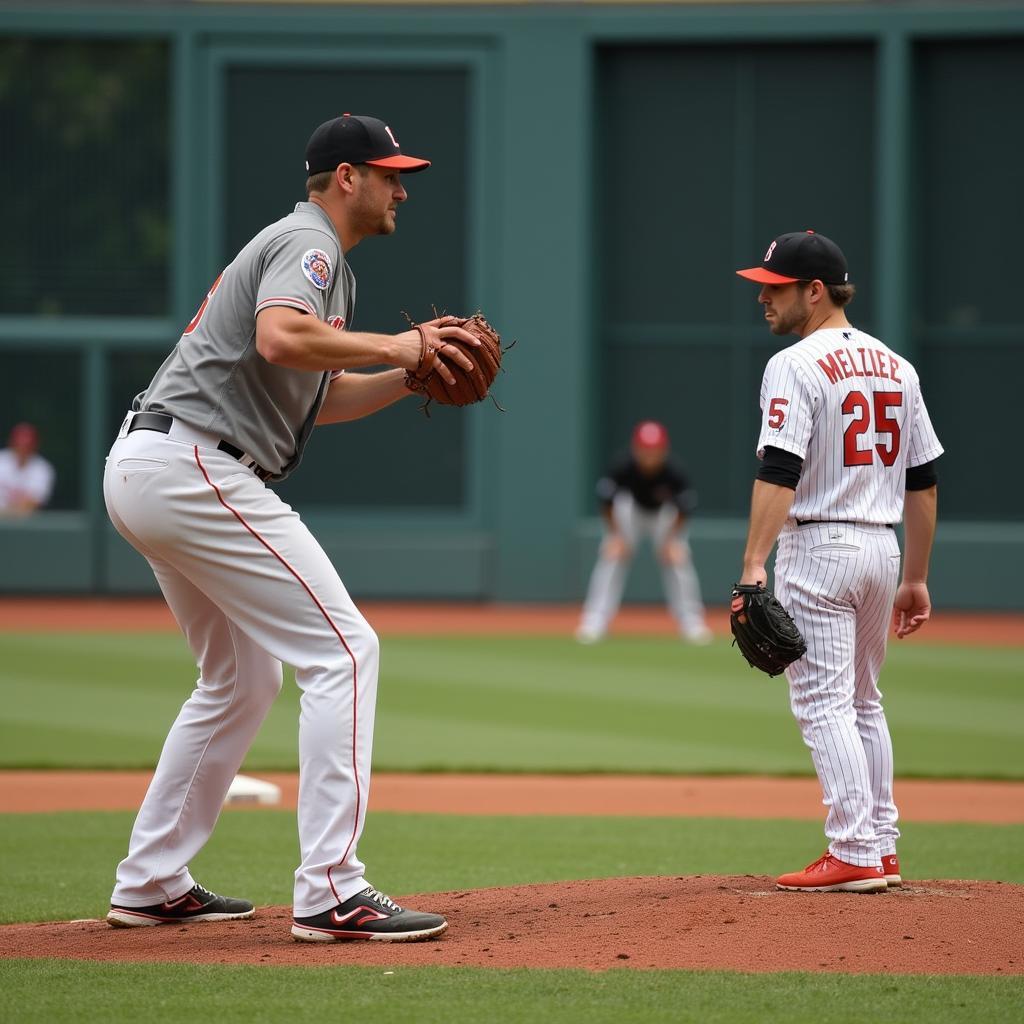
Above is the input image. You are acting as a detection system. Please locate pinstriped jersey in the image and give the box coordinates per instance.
[136,202,355,481]
[757,327,943,524]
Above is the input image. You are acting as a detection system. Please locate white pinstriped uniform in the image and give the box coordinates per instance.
[758,327,942,866]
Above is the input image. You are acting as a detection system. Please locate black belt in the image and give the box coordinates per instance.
[127,412,272,481]
[796,519,894,529]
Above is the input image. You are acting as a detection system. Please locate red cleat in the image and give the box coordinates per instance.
[776,852,887,893]
[882,854,902,887]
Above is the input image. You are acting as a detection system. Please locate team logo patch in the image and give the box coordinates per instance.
[327,315,346,330]
[302,249,333,290]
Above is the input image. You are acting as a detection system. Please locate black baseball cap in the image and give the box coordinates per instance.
[304,114,431,176]
[736,230,849,285]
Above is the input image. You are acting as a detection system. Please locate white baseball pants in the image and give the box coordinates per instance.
[775,521,902,867]
[579,493,708,640]
[104,418,378,916]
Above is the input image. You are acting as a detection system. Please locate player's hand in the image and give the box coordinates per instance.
[396,323,480,386]
[417,318,482,354]
[660,539,686,567]
[892,581,931,638]
[428,323,482,381]
[603,534,630,561]
[738,564,768,588]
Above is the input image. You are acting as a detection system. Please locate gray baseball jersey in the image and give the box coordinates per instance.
[136,201,356,480]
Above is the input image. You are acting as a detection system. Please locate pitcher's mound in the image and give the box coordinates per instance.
[3,876,1021,974]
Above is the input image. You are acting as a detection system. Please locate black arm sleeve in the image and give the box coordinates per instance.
[756,446,804,490]
[905,457,939,491]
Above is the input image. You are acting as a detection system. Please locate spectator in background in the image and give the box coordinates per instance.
[576,420,712,645]
[0,422,55,517]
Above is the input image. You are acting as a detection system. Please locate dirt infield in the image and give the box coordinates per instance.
[2,597,1023,645]
[3,772,1021,975]
[3,770,1023,823]
[1,876,1020,974]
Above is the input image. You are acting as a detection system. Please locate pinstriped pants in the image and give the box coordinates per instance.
[775,521,902,867]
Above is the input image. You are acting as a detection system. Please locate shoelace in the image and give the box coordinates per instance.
[804,854,833,873]
[192,883,216,900]
[363,887,402,912]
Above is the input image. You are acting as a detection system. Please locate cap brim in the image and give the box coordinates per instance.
[366,155,431,173]
[736,267,800,284]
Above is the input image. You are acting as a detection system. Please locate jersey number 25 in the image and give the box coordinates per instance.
[842,390,902,467]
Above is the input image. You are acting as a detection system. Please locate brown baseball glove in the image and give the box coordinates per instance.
[404,313,505,412]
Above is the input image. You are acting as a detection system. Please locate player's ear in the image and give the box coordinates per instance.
[807,279,826,304]
[335,163,358,194]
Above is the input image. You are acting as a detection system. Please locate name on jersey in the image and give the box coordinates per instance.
[816,348,902,386]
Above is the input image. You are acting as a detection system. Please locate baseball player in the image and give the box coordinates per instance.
[736,230,942,891]
[576,421,712,644]
[102,114,481,941]
[0,422,55,516]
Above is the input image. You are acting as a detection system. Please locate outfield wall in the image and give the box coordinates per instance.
[0,2,1021,608]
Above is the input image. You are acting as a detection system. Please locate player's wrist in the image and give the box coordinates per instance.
[385,331,422,372]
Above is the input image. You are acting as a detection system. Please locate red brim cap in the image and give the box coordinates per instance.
[633,421,669,448]
[736,267,800,284]
[366,154,431,173]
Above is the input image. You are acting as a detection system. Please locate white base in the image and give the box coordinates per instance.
[224,774,281,806]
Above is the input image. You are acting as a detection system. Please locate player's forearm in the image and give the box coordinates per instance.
[741,479,796,576]
[316,369,411,425]
[256,309,419,372]
[901,485,937,583]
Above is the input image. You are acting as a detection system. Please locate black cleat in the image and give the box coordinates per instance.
[291,886,448,943]
[107,883,255,928]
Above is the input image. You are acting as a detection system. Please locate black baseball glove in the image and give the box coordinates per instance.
[729,583,807,677]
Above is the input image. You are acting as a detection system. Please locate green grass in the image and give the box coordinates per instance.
[1,960,1021,1024]
[2,810,1021,925]
[0,632,1021,777]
